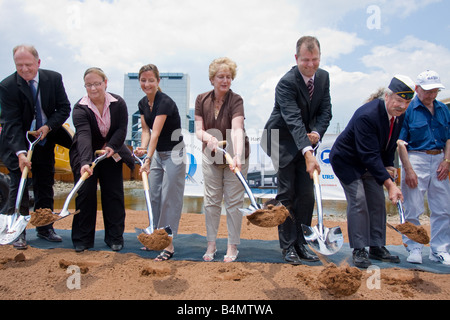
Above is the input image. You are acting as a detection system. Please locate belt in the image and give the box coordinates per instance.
[413,149,443,155]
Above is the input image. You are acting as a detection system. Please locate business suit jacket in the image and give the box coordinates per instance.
[0,69,71,170]
[261,66,332,169]
[69,93,134,173]
[329,98,404,186]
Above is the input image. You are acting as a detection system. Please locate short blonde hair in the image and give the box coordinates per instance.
[209,57,237,81]
[84,67,108,81]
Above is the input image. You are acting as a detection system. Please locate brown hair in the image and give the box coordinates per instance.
[296,36,321,56]
[139,64,162,92]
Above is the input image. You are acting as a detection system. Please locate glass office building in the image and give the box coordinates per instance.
[123,72,190,147]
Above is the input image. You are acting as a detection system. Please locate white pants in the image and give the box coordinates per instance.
[202,156,249,245]
[401,151,450,253]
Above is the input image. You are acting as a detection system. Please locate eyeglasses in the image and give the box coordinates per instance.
[84,82,103,89]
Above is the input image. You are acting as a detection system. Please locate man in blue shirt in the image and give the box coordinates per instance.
[398,70,450,265]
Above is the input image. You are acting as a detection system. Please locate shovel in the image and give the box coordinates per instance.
[301,170,344,255]
[132,152,172,237]
[216,144,282,216]
[31,150,108,227]
[387,200,405,235]
[0,132,42,245]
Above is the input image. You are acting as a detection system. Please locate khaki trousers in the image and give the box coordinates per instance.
[202,157,249,245]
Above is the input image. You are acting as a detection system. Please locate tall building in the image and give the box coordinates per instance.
[123,72,190,147]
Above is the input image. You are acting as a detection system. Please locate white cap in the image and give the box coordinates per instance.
[416,70,445,90]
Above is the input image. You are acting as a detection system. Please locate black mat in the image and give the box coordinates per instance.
[26,229,449,274]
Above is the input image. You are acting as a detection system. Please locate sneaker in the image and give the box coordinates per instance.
[429,251,450,265]
[406,248,422,264]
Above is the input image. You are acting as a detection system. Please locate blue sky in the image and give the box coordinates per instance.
[1,0,449,137]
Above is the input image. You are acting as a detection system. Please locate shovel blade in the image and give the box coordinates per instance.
[239,204,262,216]
[0,215,30,245]
[135,226,173,237]
[302,224,344,256]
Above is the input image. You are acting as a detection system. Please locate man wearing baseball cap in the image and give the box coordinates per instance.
[330,75,415,268]
[397,70,450,265]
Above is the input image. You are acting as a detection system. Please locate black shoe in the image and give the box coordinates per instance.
[12,232,28,250]
[282,247,302,265]
[295,244,319,262]
[353,248,372,268]
[369,246,400,263]
[37,229,62,242]
[110,244,123,251]
[75,245,88,253]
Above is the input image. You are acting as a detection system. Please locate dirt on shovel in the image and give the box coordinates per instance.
[318,263,363,297]
[137,229,172,251]
[30,208,60,227]
[396,222,430,245]
[246,204,289,228]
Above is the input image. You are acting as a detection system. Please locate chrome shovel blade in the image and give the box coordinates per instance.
[239,204,261,216]
[0,215,30,245]
[302,224,344,256]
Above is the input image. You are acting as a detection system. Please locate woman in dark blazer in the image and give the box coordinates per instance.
[69,67,134,252]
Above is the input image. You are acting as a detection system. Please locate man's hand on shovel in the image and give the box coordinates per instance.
[305,150,321,179]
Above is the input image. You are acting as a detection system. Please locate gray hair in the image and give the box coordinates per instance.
[13,45,39,60]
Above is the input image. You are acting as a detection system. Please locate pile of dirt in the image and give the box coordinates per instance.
[318,263,363,297]
[30,209,60,227]
[396,222,430,244]
[29,208,60,227]
[247,203,289,228]
[137,229,172,250]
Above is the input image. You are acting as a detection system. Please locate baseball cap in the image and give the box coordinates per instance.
[416,70,445,90]
[388,75,415,100]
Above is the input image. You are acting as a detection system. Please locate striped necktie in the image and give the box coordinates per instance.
[307,78,314,100]
[29,80,46,145]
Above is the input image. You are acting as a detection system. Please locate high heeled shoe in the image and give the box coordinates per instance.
[203,249,217,262]
[224,250,239,263]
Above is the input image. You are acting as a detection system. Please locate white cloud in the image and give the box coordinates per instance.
[0,0,448,135]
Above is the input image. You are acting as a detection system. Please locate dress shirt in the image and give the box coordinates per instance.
[399,96,450,151]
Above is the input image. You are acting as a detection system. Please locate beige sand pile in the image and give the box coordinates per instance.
[396,222,430,244]
[30,208,60,227]
[318,263,362,297]
[137,229,172,251]
[247,203,289,228]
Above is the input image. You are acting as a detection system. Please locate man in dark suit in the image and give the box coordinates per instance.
[329,75,415,268]
[0,45,71,249]
[261,36,332,264]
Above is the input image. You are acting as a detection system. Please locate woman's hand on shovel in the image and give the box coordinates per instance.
[80,164,94,178]
[134,147,147,158]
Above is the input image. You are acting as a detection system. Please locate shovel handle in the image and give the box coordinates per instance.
[141,171,149,191]
[80,150,107,180]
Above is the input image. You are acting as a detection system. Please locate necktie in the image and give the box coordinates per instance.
[307,78,314,100]
[387,116,395,145]
[29,80,46,145]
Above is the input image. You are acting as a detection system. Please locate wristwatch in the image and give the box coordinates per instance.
[445,158,450,163]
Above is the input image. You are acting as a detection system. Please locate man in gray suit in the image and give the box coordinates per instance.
[261,36,332,264]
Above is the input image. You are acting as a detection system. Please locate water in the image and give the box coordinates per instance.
[53,186,349,216]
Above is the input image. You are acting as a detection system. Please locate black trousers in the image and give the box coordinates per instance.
[276,153,315,249]
[6,140,56,233]
[71,157,125,248]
